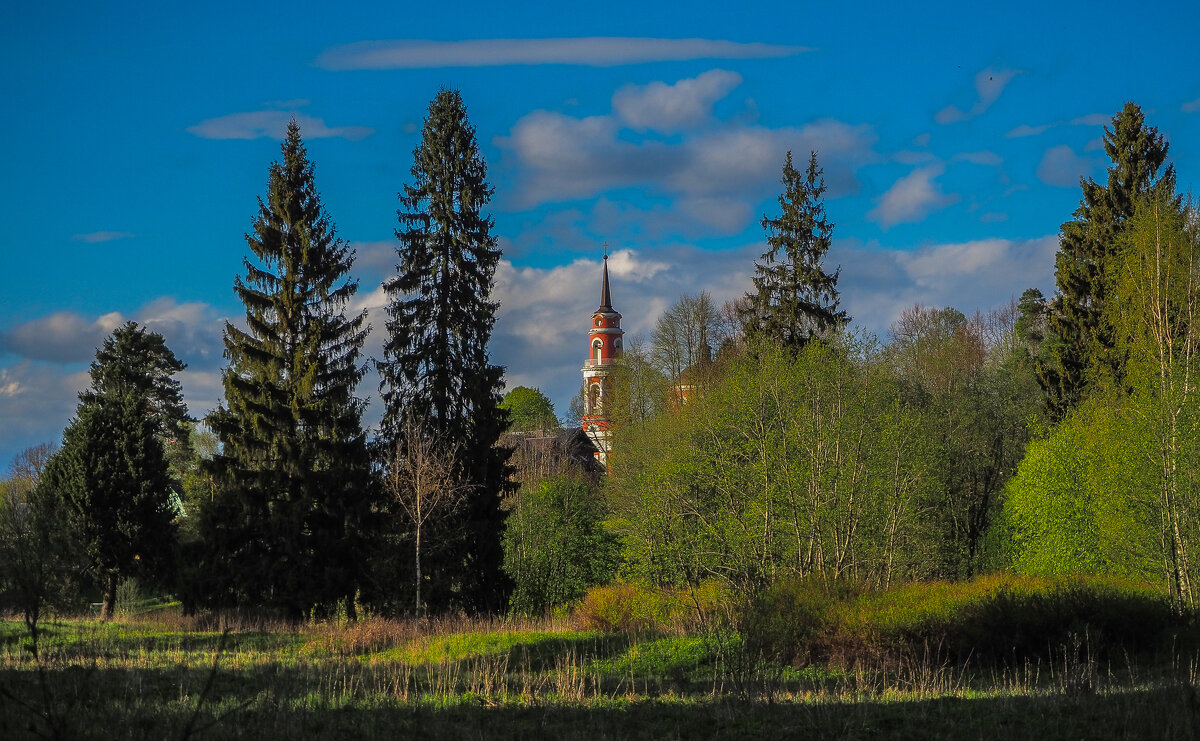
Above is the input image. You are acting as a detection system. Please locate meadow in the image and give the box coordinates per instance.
[3,575,1200,740]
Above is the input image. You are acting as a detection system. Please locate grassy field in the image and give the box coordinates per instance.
[3,583,1200,739]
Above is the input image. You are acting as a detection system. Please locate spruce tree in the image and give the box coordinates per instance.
[1039,102,1177,416]
[81,322,192,475]
[41,382,177,619]
[742,150,848,350]
[378,89,512,614]
[201,119,372,617]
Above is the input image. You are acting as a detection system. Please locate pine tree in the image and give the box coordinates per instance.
[378,89,512,614]
[41,385,176,619]
[80,322,192,476]
[1039,102,1177,416]
[743,150,848,350]
[200,119,372,617]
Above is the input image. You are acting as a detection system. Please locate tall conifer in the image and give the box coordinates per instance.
[41,327,182,619]
[378,89,512,613]
[200,120,372,616]
[743,150,848,350]
[1040,103,1177,416]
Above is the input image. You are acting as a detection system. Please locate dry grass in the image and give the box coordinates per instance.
[1,590,1200,739]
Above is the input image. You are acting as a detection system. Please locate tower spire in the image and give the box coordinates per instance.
[598,252,612,312]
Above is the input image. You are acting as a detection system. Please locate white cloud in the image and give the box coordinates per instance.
[315,37,808,70]
[1007,112,1109,138]
[0,361,88,460]
[867,164,958,228]
[72,231,134,243]
[498,108,877,211]
[1183,98,1200,113]
[186,111,374,141]
[834,235,1057,333]
[486,235,1056,416]
[0,311,123,363]
[1037,144,1095,187]
[0,369,20,397]
[612,69,743,132]
[936,67,1019,124]
[350,240,399,279]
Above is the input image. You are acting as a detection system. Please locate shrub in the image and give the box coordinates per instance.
[574,582,727,635]
[503,476,620,616]
[742,573,1183,668]
[741,575,864,666]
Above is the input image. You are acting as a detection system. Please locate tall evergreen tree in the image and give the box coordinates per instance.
[81,322,192,476]
[41,380,177,619]
[742,150,848,350]
[378,89,512,613]
[200,120,372,617]
[1039,102,1177,416]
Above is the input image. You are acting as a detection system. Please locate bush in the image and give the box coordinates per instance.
[503,476,620,616]
[741,575,864,666]
[742,573,1183,668]
[574,581,728,635]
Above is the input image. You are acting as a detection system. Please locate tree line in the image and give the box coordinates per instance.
[0,89,509,620]
[504,102,1200,616]
[2,99,1195,623]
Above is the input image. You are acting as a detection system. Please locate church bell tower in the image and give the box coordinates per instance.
[581,253,623,467]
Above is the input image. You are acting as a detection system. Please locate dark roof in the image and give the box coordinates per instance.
[597,254,613,312]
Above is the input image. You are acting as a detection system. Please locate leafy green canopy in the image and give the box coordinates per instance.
[501,387,559,432]
[607,339,939,593]
[379,89,513,613]
[503,476,619,615]
[743,151,848,351]
[1005,194,1200,609]
[200,119,372,617]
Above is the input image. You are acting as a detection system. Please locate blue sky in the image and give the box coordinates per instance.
[3,0,1200,464]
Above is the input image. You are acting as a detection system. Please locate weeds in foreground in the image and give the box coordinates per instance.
[2,574,1200,739]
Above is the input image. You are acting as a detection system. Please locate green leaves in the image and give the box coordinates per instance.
[607,339,939,592]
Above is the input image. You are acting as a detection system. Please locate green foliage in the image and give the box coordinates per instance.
[886,305,1042,578]
[742,150,848,350]
[503,476,620,615]
[608,338,940,592]
[1003,396,1158,580]
[742,575,863,666]
[500,386,559,432]
[199,119,373,617]
[0,446,81,637]
[744,573,1180,668]
[41,388,178,618]
[574,581,726,634]
[379,88,512,613]
[80,322,193,478]
[1040,102,1178,416]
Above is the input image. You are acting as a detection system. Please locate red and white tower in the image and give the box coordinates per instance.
[582,253,623,467]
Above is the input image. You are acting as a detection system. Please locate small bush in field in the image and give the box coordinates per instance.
[574,582,728,634]
[741,575,864,666]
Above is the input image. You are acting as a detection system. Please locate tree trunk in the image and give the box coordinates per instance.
[414,527,423,618]
[102,573,118,621]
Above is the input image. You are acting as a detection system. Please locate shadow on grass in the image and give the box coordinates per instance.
[1,662,1198,741]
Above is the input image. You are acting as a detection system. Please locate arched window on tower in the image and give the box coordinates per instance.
[588,382,601,413]
[593,338,603,364]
